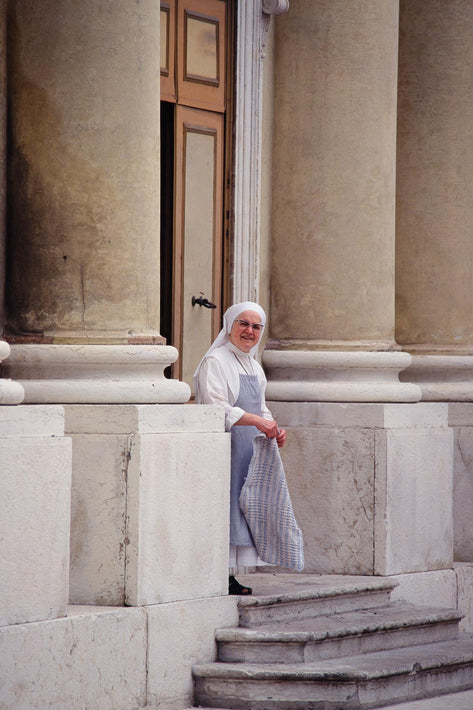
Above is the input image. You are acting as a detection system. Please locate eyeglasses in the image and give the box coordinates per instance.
[234,319,264,332]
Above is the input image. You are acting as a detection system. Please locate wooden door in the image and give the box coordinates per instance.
[173,105,224,385]
[160,0,229,387]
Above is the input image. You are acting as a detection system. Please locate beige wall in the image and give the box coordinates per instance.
[270,0,399,349]
[396,0,473,353]
[6,0,161,340]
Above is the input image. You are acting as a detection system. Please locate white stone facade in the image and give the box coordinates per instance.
[2,1,473,708]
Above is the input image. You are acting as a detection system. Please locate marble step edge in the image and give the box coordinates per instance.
[193,634,473,682]
[236,577,397,611]
[216,603,462,644]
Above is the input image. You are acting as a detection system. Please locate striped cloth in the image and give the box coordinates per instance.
[239,434,304,571]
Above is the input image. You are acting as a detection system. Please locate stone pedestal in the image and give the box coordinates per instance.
[0,406,71,627]
[447,403,473,562]
[268,402,453,576]
[66,404,230,606]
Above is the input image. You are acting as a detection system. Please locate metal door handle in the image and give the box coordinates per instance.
[192,296,217,309]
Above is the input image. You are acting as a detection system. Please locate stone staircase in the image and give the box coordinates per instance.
[192,573,473,709]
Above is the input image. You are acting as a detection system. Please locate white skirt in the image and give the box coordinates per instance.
[229,543,266,573]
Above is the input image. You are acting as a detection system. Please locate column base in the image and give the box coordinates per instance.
[401,354,473,400]
[263,350,422,402]
[3,344,191,404]
[0,340,24,404]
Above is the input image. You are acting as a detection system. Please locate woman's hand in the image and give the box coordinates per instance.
[255,416,279,439]
[276,428,287,448]
[235,412,280,439]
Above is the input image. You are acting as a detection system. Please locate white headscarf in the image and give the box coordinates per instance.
[193,301,266,384]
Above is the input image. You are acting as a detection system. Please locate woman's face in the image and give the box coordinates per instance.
[229,310,264,353]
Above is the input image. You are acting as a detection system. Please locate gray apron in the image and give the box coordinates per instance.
[230,373,261,546]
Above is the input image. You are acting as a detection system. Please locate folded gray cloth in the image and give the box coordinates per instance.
[239,434,304,571]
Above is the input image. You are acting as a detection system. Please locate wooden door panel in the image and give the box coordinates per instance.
[173,105,224,385]
[160,1,176,102]
[177,0,226,112]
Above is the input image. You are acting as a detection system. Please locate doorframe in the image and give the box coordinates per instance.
[231,0,289,304]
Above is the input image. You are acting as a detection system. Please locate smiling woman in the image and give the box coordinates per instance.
[229,311,264,353]
[193,302,287,595]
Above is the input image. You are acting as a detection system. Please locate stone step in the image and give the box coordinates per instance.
[217,602,462,664]
[381,686,473,708]
[185,688,473,710]
[235,574,397,627]
[193,634,473,709]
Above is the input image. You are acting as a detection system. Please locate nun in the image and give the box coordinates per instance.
[193,302,286,595]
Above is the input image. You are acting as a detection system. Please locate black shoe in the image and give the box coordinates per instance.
[228,575,252,595]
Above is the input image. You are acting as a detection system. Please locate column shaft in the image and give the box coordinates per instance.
[396,0,473,354]
[0,0,23,403]
[271,0,398,349]
[266,0,419,403]
[6,0,161,341]
[3,1,189,403]
[397,1,473,401]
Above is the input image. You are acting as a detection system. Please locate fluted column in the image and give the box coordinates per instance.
[396,0,473,400]
[265,0,419,402]
[4,0,189,403]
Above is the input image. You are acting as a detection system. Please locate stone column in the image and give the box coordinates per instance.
[266,0,419,402]
[4,0,189,403]
[396,0,473,399]
[263,2,456,592]
[395,2,473,568]
[0,0,23,404]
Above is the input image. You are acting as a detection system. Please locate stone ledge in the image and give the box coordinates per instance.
[64,403,226,434]
[267,402,449,429]
[0,404,65,437]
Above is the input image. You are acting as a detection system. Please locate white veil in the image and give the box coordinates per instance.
[192,301,266,388]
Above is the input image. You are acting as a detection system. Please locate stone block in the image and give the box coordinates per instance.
[0,406,71,627]
[0,607,147,709]
[66,404,231,606]
[374,427,453,575]
[455,563,473,632]
[451,415,473,561]
[270,402,453,576]
[69,433,129,605]
[389,569,457,610]
[147,596,238,709]
[281,426,375,574]
[270,401,448,430]
[126,430,230,605]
